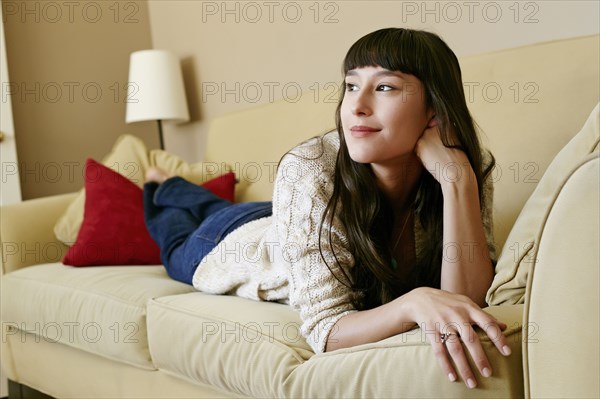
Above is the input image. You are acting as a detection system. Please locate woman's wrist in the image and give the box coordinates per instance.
[440,163,478,197]
[395,287,428,327]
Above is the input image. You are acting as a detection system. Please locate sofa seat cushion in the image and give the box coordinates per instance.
[147,292,524,398]
[1,263,195,369]
[147,292,313,396]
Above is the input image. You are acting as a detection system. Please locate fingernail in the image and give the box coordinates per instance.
[503,345,512,356]
[467,378,476,389]
[448,373,456,382]
[482,367,491,378]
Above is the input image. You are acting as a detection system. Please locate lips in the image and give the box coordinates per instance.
[350,125,381,137]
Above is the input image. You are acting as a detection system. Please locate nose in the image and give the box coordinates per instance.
[351,90,372,116]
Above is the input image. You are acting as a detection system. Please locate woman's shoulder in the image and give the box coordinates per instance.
[278,130,339,177]
[285,129,339,159]
[481,147,494,170]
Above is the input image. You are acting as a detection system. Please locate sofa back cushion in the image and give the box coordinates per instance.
[487,104,599,305]
[459,34,600,250]
[204,94,337,203]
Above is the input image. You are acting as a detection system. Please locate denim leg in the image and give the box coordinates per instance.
[153,177,232,220]
[194,201,273,244]
[153,201,272,285]
[156,227,216,285]
[144,182,209,284]
[190,201,272,274]
[143,178,273,285]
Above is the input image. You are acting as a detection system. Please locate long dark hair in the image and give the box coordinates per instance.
[319,28,495,310]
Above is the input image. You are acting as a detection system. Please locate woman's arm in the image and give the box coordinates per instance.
[326,287,510,388]
[439,173,493,306]
[415,126,494,306]
[325,291,417,351]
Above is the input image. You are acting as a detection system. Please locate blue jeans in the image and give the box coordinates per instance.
[143,177,272,285]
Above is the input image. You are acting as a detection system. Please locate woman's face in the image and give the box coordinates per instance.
[341,66,432,166]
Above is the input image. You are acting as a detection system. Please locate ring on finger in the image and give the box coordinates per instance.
[440,332,457,344]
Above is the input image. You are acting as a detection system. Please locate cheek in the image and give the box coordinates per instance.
[340,101,351,125]
[392,100,428,132]
[387,113,425,150]
[339,107,351,142]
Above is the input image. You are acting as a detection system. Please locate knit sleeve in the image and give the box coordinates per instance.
[272,133,358,354]
[480,149,497,265]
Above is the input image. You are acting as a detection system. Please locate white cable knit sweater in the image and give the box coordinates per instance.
[192,130,496,354]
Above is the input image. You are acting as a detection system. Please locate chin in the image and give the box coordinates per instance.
[347,150,376,164]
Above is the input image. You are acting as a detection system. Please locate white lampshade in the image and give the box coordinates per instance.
[125,49,190,123]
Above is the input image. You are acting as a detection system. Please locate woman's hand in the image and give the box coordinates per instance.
[400,287,511,388]
[325,287,510,388]
[414,119,474,191]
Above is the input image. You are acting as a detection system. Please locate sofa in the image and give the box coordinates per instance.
[1,35,598,398]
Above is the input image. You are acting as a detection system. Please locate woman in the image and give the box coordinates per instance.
[144,28,510,389]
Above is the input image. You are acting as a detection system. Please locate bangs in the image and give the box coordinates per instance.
[343,28,424,79]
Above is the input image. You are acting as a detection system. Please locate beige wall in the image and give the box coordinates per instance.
[4,0,599,198]
[3,0,156,199]
[147,0,600,163]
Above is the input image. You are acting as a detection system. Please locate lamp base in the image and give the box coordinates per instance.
[157,120,164,150]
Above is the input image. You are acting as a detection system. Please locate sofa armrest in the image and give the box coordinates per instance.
[523,154,599,398]
[1,193,76,274]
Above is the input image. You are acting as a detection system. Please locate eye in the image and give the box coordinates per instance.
[345,83,358,92]
[376,84,394,92]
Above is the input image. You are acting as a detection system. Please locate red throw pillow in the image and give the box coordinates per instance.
[202,170,236,202]
[63,159,236,266]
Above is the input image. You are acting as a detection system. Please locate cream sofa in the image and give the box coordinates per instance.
[1,35,598,398]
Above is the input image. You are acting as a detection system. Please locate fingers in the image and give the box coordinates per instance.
[428,331,458,384]
[430,329,478,389]
[412,289,513,389]
[453,326,493,383]
[472,313,512,357]
[431,318,511,389]
[487,325,512,357]
[443,331,479,389]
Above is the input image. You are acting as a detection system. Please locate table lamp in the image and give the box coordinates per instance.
[125,49,189,150]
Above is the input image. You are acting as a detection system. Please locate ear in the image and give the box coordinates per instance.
[426,109,438,128]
